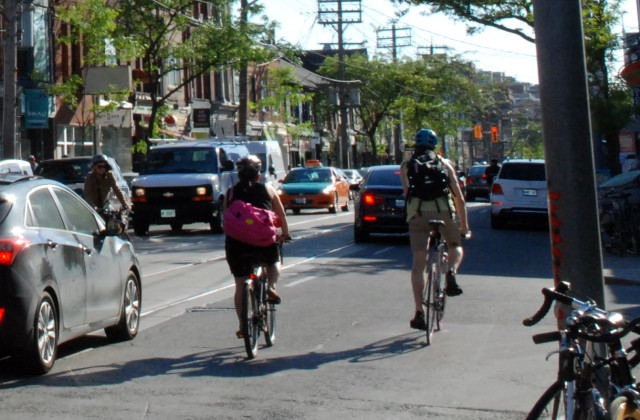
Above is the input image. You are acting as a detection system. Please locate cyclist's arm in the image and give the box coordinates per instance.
[107,172,131,210]
[266,183,290,238]
[443,160,469,235]
[400,160,409,197]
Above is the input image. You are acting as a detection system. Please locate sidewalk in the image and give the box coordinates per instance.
[603,253,640,285]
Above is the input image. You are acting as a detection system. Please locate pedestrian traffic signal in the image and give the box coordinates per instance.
[491,126,499,143]
[473,125,482,139]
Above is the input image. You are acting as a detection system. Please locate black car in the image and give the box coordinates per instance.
[0,174,141,374]
[465,164,490,201]
[34,156,131,199]
[353,165,407,242]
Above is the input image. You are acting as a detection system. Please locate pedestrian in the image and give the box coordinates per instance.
[400,128,470,331]
[485,159,501,186]
[27,155,37,171]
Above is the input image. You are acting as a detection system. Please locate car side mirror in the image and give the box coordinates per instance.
[221,160,234,172]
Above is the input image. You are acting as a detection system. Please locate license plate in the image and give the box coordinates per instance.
[294,198,307,204]
[523,189,538,197]
[161,209,176,218]
[395,199,405,208]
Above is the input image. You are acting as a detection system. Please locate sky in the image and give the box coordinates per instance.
[260,0,640,85]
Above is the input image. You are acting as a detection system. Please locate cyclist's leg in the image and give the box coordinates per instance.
[263,243,282,303]
[440,214,464,296]
[409,216,430,329]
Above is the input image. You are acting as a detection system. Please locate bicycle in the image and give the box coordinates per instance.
[600,190,640,257]
[422,220,448,345]
[241,237,289,359]
[523,281,640,419]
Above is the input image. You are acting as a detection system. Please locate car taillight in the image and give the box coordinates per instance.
[0,238,31,266]
[0,308,4,324]
[466,178,473,185]
[363,193,384,205]
[492,183,504,195]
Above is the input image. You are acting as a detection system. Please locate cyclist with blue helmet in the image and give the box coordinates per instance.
[401,129,470,331]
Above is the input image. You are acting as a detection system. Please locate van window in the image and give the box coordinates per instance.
[142,147,219,174]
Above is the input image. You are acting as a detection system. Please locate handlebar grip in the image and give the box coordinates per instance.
[532,331,562,344]
[523,291,554,326]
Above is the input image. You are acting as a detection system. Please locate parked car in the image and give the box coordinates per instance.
[490,159,548,229]
[0,173,141,374]
[464,164,490,201]
[278,166,350,214]
[342,169,364,188]
[34,156,130,200]
[0,159,34,176]
[130,140,249,235]
[353,165,407,242]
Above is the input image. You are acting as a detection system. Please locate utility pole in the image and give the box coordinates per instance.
[377,24,410,163]
[237,0,249,138]
[533,0,604,306]
[318,0,362,168]
[2,0,19,158]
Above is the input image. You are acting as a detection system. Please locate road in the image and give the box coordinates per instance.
[1,201,639,419]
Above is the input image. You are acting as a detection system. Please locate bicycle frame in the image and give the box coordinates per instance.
[424,220,448,345]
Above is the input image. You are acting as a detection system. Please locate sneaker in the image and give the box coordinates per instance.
[445,271,463,297]
[410,311,426,330]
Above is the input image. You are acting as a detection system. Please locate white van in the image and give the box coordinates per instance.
[0,159,34,176]
[245,140,287,187]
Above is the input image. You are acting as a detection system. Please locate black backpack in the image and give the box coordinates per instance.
[406,150,449,201]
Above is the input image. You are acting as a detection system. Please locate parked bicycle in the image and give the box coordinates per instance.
[241,237,289,359]
[600,190,640,257]
[523,281,640,419]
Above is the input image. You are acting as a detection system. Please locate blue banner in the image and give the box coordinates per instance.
[25,89,50,129]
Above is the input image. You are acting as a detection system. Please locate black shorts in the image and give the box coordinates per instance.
[225,236,280,277]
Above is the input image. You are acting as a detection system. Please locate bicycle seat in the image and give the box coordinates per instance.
[428,219,445,229]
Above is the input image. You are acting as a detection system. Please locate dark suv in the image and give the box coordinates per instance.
[465,164,490,201]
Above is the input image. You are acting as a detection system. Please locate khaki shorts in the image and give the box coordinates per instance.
[409,209,461,252]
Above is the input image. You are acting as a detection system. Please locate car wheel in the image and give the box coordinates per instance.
[133,219,149,236]
[329,193,338,214]
[341,196,350,212]
[354,225,370,243]
[170,223,183,233]
[105,271,141,341]
[491,214,505,229]
[21,292,58,375]
[210,200,224,233]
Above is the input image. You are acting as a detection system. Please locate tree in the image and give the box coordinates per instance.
[393,0,635,174]
[318,52,483,161]
[56,0,278,140]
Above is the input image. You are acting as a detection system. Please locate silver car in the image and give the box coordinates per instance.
[0,174,141,374]
[490,159,548,229]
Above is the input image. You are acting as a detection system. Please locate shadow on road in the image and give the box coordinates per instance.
[0,332,428,387]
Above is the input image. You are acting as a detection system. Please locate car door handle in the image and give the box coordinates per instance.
[80,245,92,256]
[46,240,58,250]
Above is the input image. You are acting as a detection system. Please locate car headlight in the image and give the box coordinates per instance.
[322,187,334,195]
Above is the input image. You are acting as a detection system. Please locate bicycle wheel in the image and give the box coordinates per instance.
[241,280,259,359]
[265,302,276,346]
[436,247,447,330]
[424,248,439,345]
[526,380,569,420]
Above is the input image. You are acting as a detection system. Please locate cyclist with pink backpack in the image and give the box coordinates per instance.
[224,155,291,339]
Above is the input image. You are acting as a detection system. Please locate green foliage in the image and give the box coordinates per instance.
[250,66,312,122]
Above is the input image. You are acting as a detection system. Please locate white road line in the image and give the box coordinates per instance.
[373,246,394,255]
[141,283,235,317]
[285,276,317,288]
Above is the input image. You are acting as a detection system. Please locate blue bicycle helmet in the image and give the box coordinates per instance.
[415,129,438,148]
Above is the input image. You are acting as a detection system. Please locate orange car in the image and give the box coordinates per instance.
[278,167,350,214]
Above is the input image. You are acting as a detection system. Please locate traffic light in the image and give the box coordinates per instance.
[491,126,499,143]
[473,125,482,139]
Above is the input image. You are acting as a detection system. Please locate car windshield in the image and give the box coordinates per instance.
[366,169,402,186]
[469,166,487,176]
[283,168,333,183]
[142,147,218,174]
[34,161,90,184]
[500,163,546,181]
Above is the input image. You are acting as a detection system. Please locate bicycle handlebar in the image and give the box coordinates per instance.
[522,282,572,327]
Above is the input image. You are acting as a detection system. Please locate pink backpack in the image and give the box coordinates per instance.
[223,193,281,247]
